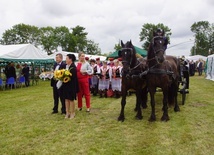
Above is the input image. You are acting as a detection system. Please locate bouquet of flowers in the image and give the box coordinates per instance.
[54,69,72,89]
[54,69,72,83]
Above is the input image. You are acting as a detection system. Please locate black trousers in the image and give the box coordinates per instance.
[24,75,30,87]
[53,85,65,113]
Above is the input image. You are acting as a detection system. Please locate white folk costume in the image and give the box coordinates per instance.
[98,65,112,97]
[91,64,100,88]
[111,65,122,91]
[90,64,100,95]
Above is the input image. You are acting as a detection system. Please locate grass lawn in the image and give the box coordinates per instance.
[0,75,214,155]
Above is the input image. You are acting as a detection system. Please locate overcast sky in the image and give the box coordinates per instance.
[0,0,213,56]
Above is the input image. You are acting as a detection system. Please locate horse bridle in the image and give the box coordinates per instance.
[148,36,166,64]
[121,48,134,66]
[120,47,145,78]
[152,36,165,54]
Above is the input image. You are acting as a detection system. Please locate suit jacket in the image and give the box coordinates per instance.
[22,66,30,76]
[51,62,66,87]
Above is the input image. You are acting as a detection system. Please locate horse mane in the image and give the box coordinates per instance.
[147,40,156,64]
[130,42,138,67]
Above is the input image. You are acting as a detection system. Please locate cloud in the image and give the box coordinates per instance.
[0,0,213,57]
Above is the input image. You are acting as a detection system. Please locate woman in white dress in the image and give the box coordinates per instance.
[98,61,112,98]
[111,59,123,98]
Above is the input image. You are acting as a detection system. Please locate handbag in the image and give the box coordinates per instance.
[107,89,114,97]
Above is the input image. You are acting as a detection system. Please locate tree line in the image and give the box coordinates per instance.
[1,21,213,56]
[0,24,101,55]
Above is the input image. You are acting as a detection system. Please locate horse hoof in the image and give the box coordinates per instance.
[161,115,170,121]
[148,116,156,122]
[142,105,148,109]
[135,115,143,120]
[174,107,180,112]
[118,116,125,122]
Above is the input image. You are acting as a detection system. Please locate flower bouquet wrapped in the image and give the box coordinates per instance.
[54,69,72,89]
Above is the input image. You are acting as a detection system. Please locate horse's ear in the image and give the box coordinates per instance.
[121,40,124,47]
[118,49,122,57]
[130,40,133,46]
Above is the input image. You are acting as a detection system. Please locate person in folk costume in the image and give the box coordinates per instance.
[63,54,79,119]
[76,52,93,112]
[111,59,123,98]
[90,59,101,96]
[118,57,123,67]
[108,58,114,67]
[98,61,112,98]
[96,57,103,67]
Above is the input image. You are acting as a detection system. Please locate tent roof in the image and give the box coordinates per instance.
[186,55,207,62]
[0,44,54,63]
[50,51,107,61]
[107,46,147,58]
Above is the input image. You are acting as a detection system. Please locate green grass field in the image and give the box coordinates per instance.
[0,75,214,155]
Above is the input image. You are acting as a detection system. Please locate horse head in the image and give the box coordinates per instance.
[148,31,167,64]
[118,40,136,75]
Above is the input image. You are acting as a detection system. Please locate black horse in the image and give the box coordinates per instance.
[146,31,180,121]
[117,40,148,122]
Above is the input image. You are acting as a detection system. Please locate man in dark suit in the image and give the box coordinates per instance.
[197,59,203,76]
[22,63,30,87]
[51,53,66,114]
[7,62,16,89]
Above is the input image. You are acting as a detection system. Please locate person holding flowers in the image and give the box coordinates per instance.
[57,54,79,119]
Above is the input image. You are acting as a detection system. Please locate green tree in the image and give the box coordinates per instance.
[0,23,40,46]
[71,25,88,52]
[39,26,58,55]
[85,40,101,55]
[54,26,71,51]
[139,23,171,50]
[114,42,122,51]
[0,24,102,55]
[190,21,214,56]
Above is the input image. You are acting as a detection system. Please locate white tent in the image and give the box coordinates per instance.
[0,44,54,63]
[50,51,107,61]
[186,55,207,62]
[205,54,214,81]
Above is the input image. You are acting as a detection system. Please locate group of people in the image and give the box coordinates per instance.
[3,62,30,88]
[180,56,204,77]
[51,52,123,119]
[89,57,123,98]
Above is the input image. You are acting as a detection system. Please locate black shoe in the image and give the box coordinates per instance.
[52,111,58,114]
[78,108,82,111]
[61,112,66,115]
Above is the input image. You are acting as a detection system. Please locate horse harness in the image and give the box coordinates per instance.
[146,60,176,82]
[121,47,147,79]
